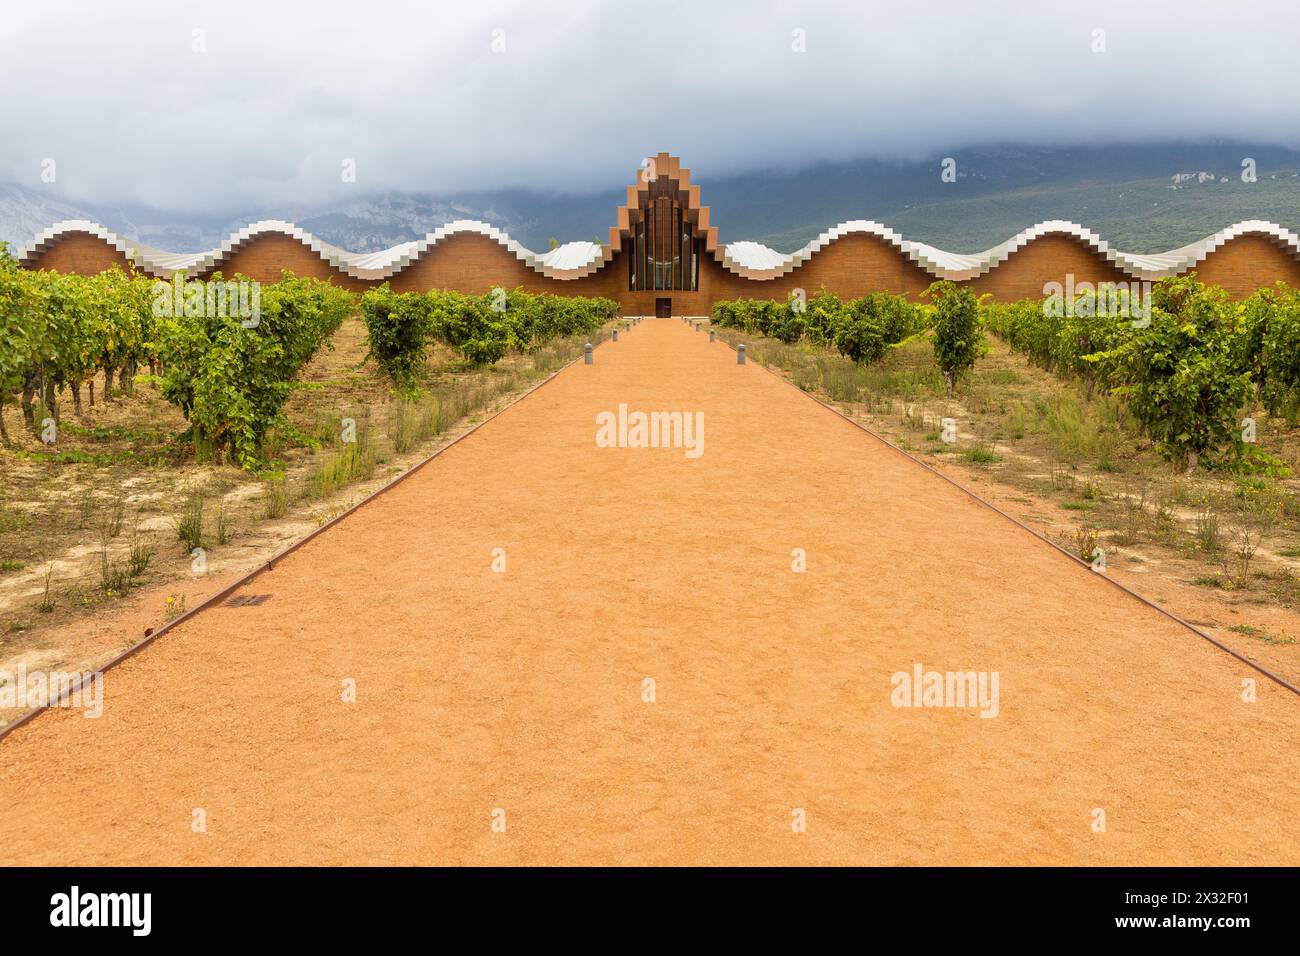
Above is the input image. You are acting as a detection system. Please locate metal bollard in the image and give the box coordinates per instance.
[709,329,716,342]
[584,342,593,364]
[737,344,746,365]
[612,329,619,342]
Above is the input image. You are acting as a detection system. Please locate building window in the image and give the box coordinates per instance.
[628,177,697,292]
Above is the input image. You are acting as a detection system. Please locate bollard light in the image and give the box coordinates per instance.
[612,329,619,342]
[738,344,747,365]
[584,342,593,365]
[709,329,716,342]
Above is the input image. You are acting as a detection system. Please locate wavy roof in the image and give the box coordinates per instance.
[16,153,1300,284]
[16,218,615,282]
[718,218,1300,281]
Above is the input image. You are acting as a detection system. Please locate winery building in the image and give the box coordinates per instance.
[17,153,1300,310]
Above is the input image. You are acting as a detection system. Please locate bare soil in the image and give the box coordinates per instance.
[718,328,1300,688]
[0,319,591,726]
[1,318,1296,865]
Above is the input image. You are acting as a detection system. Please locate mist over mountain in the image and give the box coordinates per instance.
[4,141,1300,258]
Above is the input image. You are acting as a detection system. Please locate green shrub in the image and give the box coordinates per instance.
[154,272,355,467]
[1248,284,1300,417]
[800,290,843,345]
[428,292,511,366]
[833,292,922,364]
[1050,293,1131,398]
[359,284,434,387]
[0,243,38,443]
[989,276,1263,471]
[426,289,613,367]
[985,299,1054,369]
[832,309,886,364]
[1098,276,1251,471]
[710,289,919,365]
[0,255,159,436]
[710,300,738,329]
[926,280,985,394]
[768,303,806,343]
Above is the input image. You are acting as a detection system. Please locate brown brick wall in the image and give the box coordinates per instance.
[1188,235,1300,299]
[967,235,1131,302]
[23,232,134,275]
[703,232,934,303]
[20,226,1300,308]
[196,234,372,292]
[388,233,622,297]
[596,232,935,315]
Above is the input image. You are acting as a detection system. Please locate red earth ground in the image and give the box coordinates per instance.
[1,318,1297,865]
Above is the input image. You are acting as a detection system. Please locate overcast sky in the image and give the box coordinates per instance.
[2,0,1298,212]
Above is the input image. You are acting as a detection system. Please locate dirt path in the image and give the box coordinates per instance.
[1,318,1297,866]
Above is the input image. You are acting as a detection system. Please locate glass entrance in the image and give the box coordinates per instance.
[628,177,700,292]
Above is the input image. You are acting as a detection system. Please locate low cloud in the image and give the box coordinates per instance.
[2,0,1298,212]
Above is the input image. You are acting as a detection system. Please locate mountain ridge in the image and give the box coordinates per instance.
[5,141,1300,258]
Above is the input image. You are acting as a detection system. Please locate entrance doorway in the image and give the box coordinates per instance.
[655,298,672,318]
